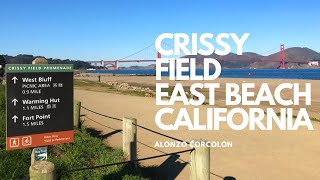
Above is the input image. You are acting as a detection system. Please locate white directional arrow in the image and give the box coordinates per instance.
[12,76,18,84]
[12,115,18,123]
[12,99,18,106]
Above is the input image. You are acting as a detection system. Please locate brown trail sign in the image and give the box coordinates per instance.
[6,64,74,150]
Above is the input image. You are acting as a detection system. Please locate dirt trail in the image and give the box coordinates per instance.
[75,88,320,180]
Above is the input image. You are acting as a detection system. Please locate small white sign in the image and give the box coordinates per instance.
[34,147,47,161]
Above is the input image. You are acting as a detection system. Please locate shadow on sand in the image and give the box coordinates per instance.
[102,154,187,180]
[139,154,187,180]
[83,120,236,179]
[86,128,122,139]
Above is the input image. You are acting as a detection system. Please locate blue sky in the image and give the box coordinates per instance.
[0,0,319,62]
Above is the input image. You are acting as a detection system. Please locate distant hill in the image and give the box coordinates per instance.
[120,47,320,69]
[250,47,320,69]
[3,47,320,70]
[265,47,320,61]
[2,54,93,69]
[174,47,320,69]
[183,51,264,69]
[120,64,155,70]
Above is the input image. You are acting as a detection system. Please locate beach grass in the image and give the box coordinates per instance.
[74,79,147,97]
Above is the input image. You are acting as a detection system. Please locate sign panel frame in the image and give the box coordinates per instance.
[6,64,74,150]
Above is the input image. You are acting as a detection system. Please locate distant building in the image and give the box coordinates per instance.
[308,61,319,66]
[89,61,104,67]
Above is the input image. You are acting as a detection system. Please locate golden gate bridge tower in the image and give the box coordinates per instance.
[279,44,285,69]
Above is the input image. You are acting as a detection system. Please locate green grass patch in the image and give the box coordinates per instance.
[74,79,194,98]
[310,117,320,122]
[0,85,32,179]
[0,85,144,179]
[74,79,115,89]
[50,127,143,180]
[74,79,147,97]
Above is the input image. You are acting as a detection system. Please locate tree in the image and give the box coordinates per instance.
[0,55,5,79]
[0,55,5,67]
[32,57,48,64]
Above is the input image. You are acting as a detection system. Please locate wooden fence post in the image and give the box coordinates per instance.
[122,117,137,168]
[31,148,36,166]
[190,140,210,180]
[73,100,81,129]
[29,161,56,180]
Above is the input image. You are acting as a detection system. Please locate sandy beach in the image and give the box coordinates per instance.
[75,75,320,179]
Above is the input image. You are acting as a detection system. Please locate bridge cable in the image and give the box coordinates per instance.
[116,43,154,61]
